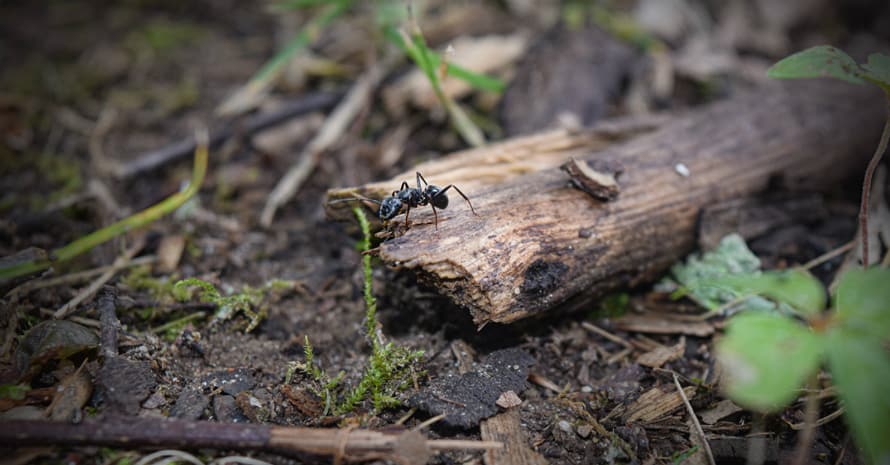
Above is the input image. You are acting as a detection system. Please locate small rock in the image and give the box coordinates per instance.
[201,368,255,396]
[576,424,593,439]
[675,163,691,177]
[557,420,573,434]
[170,387,209,420]
[212,395,249,423]
[98,356,157,415]
[236,391,270,423]
[141,391,166,410]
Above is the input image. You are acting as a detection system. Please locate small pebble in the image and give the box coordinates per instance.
[557,420,573,434]
[674,163,690,177]
[576,424,593,439]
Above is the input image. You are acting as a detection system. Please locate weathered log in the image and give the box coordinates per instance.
[327,80,884,327]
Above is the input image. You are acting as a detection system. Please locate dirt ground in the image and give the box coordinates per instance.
[1,1,889,464]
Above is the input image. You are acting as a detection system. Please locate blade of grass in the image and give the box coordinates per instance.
[389,25,485,147]
[0,131,210,282]
[383,26,504,92]
[215,0,351,116]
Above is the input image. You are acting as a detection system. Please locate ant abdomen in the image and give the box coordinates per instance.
[378,197,402,220]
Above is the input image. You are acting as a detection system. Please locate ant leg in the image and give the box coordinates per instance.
[431,205,439,230]
[416,172,429,189]
[403,204,412,232]
[438,185,478,216]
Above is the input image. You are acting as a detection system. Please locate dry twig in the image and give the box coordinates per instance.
[0,418,501,465]
[260,57,394,227]
[673,374,715,465]
[54,237,144,319]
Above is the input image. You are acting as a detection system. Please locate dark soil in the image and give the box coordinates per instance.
[1,1,887,464]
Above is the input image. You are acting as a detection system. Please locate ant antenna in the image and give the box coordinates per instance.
[326,195,382,206]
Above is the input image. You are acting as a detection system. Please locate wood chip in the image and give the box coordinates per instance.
[699,399,744,425]
[480,409,548,465]
[562,157,622,200]
[496,391,522,409]
[609,313,715,337]
[622,385,697,423]
[46,366,92,422]
[157,234,186,273]
[636,336,685,368]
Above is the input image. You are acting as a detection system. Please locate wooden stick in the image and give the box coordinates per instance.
[326,81,884,327]
[0,418,501,463]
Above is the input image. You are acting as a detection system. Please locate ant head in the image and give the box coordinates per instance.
[378,196,403,220]
[426,185,448,209]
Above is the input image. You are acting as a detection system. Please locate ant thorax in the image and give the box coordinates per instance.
[398,188,423,206]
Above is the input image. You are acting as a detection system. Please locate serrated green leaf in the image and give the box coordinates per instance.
[826,330,890,465]
[701,269,826,316]
[860,53,890,92]
[767,45,864,85]
[834,268,890,340]
[668,234,762,310]
[717,312,824,412]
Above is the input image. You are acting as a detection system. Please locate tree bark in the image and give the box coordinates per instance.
[327,80,884,327]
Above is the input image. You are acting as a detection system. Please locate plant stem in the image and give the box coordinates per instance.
[859,96,890,267]
[792,375,821,465]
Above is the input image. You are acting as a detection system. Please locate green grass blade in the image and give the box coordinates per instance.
[216,1,351,116]
[382,26,505,92]
[0,135,209,281]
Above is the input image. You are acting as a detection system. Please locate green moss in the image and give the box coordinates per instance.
[293,208,423,416]
[122,265,178,301]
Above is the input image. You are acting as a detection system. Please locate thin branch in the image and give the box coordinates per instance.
[798,240,855,271]
[0,417,501,463]
[115,91,343,179]
[97,285,120,359]
[791,376,821,465]
[260,58,394,227]
[673,373,715,465]
[54,237,144,319]
[4,256,156,302]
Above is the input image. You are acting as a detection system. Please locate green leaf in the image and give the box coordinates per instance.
[668,234,762,311]
[767,45,864,85]
[860,53,890,92]
[834,268,890,340]
[701,269,826,316]
[826,330,890,465]
[717,312,824,412]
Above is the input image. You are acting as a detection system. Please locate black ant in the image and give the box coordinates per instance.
[333,172,478,230]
